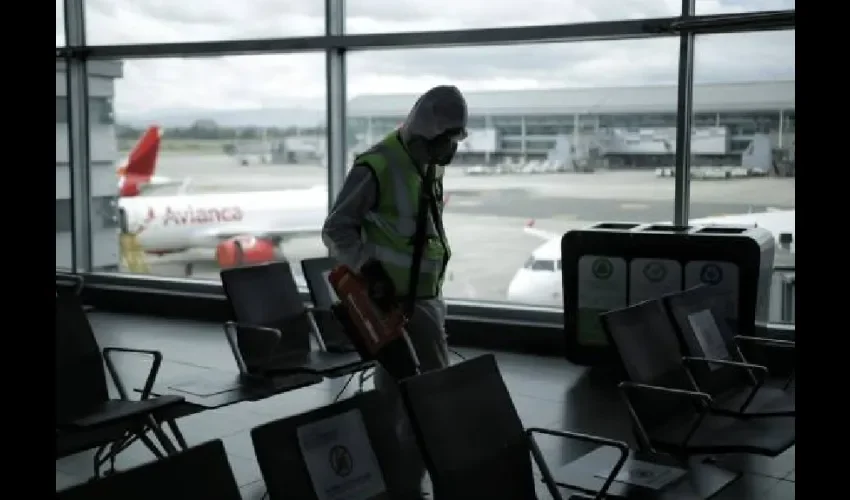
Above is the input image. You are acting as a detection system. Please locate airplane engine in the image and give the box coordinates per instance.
[215,236,277,268]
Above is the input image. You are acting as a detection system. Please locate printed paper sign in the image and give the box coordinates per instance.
[576,256,627,346]
[296,409,386,500]
[685,261,740,320]
[687,309,731,369]
[596,459,687,490]
[629,258,682,304]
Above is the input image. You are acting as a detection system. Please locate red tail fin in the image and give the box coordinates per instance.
[118,126,161,197]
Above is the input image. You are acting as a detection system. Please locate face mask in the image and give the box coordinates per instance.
[428,128,466,166]
[430,142,458,166]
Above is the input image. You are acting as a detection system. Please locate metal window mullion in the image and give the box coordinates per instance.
[65,0,93,272]
[673,0,696,226]
[326,0,347,209]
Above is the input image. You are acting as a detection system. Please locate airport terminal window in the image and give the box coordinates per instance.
[694,0,794,15]
[55,0,65,47]
[84,1,324,45]
[348,39,679,307]
[99,54,328,285]
[690,29,795,324]
[346,0,680,34]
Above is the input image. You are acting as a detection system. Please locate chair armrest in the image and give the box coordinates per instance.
[682,356,768,379]
[734,335,795,349]
[618,381,713,451]
[682,357,768,413]
[56,272,84,296]
[225,321,283,336]
[102,347,163,401]
[620,381,713,405]
[527,427,629,500]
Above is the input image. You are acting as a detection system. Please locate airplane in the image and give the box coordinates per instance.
[506,208,796,306]
[117,126,184,197]
[118,185,328,268]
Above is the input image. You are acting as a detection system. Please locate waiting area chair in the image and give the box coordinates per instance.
[56,439,242,500]
[220,261,373,379]
[399,354,629,500]
[56,293,186,478]
[600,299,796,458]
[251,389,422,500]
[301,256,356,353]
[662,285,795,418]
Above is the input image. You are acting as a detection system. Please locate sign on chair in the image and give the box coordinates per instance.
[296,409,387,500]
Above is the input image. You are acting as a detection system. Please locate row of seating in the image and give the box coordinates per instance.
[58,354,631,500]
[56,266,795,498]
[55,258,362,480]
[56,277,188,478]
[552,284,796,497]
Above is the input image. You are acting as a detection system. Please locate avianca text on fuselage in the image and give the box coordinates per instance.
[152,206,244,226]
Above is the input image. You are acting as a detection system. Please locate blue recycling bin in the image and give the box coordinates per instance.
[561,222,775,366]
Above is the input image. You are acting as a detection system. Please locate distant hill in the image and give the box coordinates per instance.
[118,107,326,129]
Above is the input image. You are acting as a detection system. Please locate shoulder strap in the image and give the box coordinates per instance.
[406,165,434,316]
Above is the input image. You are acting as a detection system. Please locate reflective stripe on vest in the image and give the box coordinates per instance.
[356,133,450,298]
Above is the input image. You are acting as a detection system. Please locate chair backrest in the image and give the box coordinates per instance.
[301,256,353,350]
[251,390,412,500]
[301,256,340,310]
[220,261,310,353]
[56,439,242,500]
[55,293,110,425]
[399,354,537,500]
[663,285,751,396]
[599,299,698,430]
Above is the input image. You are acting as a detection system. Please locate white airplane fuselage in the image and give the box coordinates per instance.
[506,209,796,307]
[119,187,328,254]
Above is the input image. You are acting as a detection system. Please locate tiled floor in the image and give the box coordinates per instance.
[57,312,795,499]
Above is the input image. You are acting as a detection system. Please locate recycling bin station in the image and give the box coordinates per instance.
[560,221,776,366]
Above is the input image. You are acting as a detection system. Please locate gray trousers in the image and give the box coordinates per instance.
[373,298,449,492]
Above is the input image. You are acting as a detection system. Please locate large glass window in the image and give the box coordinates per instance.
[346,1,680,34]
[56,0,65,47]
[695,0,794,15]
[689,29,795,324]
[83,1,325,45]
[57,74,72,269]
[347,39,680,308]
[98,54,328,284]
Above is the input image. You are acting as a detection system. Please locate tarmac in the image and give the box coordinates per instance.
[134,153,796,303]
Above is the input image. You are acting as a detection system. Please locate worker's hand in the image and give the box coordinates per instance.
[360,259,397,310]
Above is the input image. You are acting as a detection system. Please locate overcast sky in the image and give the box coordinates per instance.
[56,0,795,119]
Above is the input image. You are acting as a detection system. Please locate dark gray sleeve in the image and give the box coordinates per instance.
[321,165,378,271]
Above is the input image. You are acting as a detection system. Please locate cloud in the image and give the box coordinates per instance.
[57,0,795,119]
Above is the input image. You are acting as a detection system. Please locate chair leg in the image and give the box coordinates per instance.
[166,420,189,450]
[334,374,356,402]
[146,416,178,455]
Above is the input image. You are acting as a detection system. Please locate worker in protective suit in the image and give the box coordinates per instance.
[322,85,468,494]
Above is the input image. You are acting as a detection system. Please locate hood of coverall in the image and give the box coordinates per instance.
[399,85,468,167]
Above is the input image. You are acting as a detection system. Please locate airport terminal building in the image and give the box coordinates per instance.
[56,60,122,271]
[347,81,796,167]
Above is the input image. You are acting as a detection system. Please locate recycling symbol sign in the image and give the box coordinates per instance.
[592,258,614,280]
[700,264,723,285]
[642,262,667,283]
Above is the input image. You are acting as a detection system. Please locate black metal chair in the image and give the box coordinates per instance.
[56,293,186,478]
[220,261,373,379]
[662,285,795,418]
[251,389,422,500]
[301,256,354,353]
[56,439,242,500]
[399,354,629,500]
[600,299,796,458]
